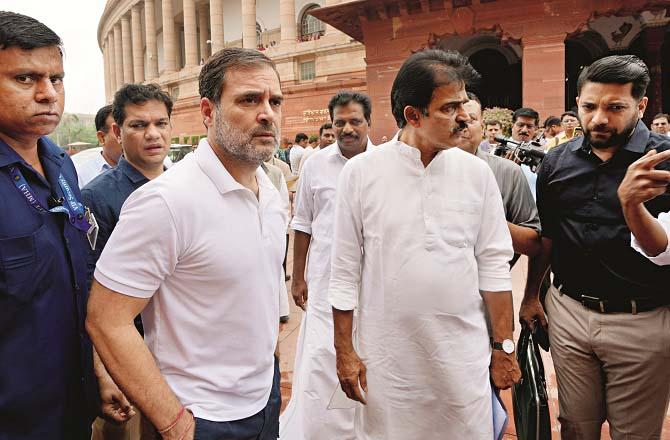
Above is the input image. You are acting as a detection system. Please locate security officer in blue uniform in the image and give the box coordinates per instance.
[0,11,114,439]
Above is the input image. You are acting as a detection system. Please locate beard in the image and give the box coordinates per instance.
[584,116,638,150]
[213,108,278,165]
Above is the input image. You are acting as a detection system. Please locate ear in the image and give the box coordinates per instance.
[200,97,215,128]
[637,96,648,119]
[112,123,121,143]
[403,106,422,128]
[96,130,105,146]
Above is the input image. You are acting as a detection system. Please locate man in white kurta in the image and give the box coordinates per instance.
[280,91,373,440]
[329,49,519,440]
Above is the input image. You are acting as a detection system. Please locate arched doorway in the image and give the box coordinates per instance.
[468,48,521,110]
[564,31,609,111]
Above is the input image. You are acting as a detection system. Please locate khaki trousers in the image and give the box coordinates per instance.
[545,285,670,440]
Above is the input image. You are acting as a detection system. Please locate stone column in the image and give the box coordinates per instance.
[113,23,124,88]
[108,34,117,96]
[144,0,159,79]
[280,0,296,44]
[522,34,565,121]
[131,5,145,82]
[209,0,224,54]
[162,0,177,72]
[643,26,665,122]
[241,0,257,49]
[121,15,134,83]
[103,42,110,103]
[198,3,209,61]
[183,0,198,67]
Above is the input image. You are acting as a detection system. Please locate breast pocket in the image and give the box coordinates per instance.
[439,199,482,249]
[0,222,52,303]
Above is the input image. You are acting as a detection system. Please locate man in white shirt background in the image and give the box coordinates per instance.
[297,122,335,172]
[329,49,520,440]
[86,47,287,440]
[650,113,670,137]
[280,91,372,440]
[74,104,122,188]
[289,132,308,176]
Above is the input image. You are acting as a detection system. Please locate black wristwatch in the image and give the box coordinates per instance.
[491,338,515,354]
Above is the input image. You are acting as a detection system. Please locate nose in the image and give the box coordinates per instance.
[35,78,58,103]
[454,104,468,122]
[145,123,161,140]
[257,99,278,125]
[590,108,608,126]
[342,122,355,135]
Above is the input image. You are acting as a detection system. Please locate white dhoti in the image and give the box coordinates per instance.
[279,275,355,439]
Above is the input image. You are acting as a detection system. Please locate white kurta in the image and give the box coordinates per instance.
[280,143,357,439]
[329,139,513,440]
[631,211,670,266]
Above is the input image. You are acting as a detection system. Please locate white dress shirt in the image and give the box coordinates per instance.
[631,211,670,265]
[95,139,286,421]
[75,151,111,188]
[328,139,513,439]
[289,145,305,176]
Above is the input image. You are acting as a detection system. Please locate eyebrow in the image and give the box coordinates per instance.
[127,117,169,124]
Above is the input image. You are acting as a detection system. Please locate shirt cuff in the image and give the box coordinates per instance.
[478,272,513,292]
[94,267,157,299]
[290,217,312,235]
[630,222,670,266]
[328,281,359,310]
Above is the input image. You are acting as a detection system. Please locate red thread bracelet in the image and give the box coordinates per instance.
[158,406,186,434]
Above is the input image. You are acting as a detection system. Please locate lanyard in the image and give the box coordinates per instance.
[9,165,92,233]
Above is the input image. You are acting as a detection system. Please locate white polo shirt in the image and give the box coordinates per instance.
[94,139,286,421]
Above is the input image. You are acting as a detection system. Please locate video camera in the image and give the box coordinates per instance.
[493,136,546,172]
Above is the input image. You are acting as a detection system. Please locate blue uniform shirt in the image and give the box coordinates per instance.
[0,137,97,439]
[82,157,150,335]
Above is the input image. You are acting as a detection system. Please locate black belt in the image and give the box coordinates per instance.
[552,279,668,314]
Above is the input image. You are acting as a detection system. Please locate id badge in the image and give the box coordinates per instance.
[85,208,99,250]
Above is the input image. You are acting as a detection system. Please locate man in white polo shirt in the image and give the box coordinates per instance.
[86,47,286,440]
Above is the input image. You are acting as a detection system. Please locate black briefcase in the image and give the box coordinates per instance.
[512,328,552,440]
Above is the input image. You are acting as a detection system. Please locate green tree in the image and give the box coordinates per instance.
[48,113,98,148]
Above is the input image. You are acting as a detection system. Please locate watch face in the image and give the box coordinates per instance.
[502,339,515,354]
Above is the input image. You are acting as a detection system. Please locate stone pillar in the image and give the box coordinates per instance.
[198,3,209,61]
[280,0,296,44]
[144,0,159,79]
[162,0,177,72]
[131,5,145,82]
[209,0,224,54]
[241,0,257,49]
[643,26,665,122]
[522,34,565,121]
[113,23,124,88]
[121,15,134,83]
[103,42,110,103]
[108,34,117,96]
[183,0,198,67]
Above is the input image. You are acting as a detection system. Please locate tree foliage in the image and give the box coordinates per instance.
[48,113,98,148]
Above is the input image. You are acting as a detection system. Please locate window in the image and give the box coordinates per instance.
[300,60,315,81]
[256,22,263,48]
[300,5,325,41]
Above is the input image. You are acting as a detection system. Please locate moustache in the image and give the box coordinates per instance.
[339,133,359,140]
[249,124,278,138]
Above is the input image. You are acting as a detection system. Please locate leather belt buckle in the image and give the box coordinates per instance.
[581,295,607,313]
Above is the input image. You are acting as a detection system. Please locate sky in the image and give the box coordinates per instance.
[5,0,108,115]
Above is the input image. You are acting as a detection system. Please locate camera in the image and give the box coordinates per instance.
[493,136,546,172]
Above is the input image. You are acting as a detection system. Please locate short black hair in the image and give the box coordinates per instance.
[652,113,669,122]
[112,83,173,126]
[391,49,480,128]
[319,123,333,136]
[95,105,114,132]
[512,107,539,127]
[484,119,501,128]
[0,11,62,52]
[295,133,308,143]
[199,47,278,103]
[544,116,561,128]
[577,55,650,101]
[328,91,372,125]
[560,110,578,121]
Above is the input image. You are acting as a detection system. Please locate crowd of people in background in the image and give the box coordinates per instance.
[2,9,670,440]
